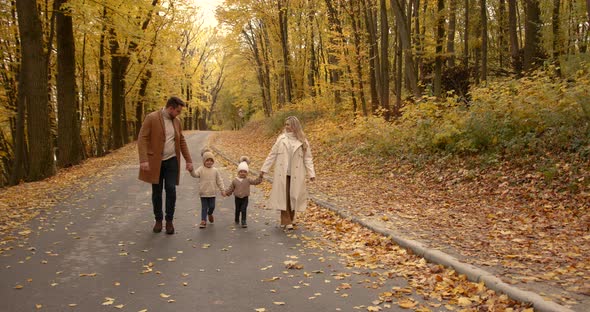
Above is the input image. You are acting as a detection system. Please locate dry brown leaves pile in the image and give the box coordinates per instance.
[0,143,137,251]
[299,201,531,311]
[210,121,590,309]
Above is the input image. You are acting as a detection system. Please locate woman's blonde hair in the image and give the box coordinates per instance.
[285,116,308,151]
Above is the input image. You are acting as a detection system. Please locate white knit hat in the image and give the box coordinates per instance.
[237,161,249,172]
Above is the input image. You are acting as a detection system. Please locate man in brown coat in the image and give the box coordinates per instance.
[138,96,193,234]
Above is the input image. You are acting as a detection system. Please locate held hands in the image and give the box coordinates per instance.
[186,162,194,172]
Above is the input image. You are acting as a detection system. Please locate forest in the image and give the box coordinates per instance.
[0,0,589,187]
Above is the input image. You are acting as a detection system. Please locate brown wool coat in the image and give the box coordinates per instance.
[137,110,192,185]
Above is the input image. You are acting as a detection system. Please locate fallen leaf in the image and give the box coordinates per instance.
[457,297,471,307]
[102,297,115,305]
[398,298,417,309]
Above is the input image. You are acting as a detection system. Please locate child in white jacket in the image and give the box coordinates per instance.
[190,149,225,228]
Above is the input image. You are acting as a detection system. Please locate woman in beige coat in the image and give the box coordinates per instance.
[260,116,315,230]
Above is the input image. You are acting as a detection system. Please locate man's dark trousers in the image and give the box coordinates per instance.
[152,157,178,221]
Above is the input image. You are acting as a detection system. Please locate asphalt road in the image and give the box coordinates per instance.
[0,132,426,312]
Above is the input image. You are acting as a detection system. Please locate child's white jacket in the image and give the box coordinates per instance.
[190,166,225,197]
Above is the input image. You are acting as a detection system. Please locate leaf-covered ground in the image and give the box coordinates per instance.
[0,144,137,251]
[211,121,590,309]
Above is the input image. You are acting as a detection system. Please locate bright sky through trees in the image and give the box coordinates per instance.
[193,0,223,27]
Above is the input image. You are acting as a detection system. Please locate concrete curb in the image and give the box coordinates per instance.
[211,146,574,312]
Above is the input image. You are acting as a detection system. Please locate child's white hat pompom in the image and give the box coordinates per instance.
[239,156,250,164]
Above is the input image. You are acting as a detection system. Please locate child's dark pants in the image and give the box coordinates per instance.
[234,196,248,224]
[200,197,215,221]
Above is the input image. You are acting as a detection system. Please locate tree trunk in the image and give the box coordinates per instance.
[350,0,368,116]
[434,0,445,97]
[278,0,293,104]
[324,0,343,108]
[307,10,317,97]
[481,0,488,81]
[499,0,506,68]
[109,0,158,149]
[447,0,457,67]
[508,0,521,73]
[15,0,55,181]
[10,74,27,185]
[136,61,152,138]
[523,0,543,71]
[463,0,469,67]
[380,0,390,120]
[55,0,84,168]
[243,21,272,117]
[390,0,420,97]
[110,32,128,149]
[552,0,561,66]
[97,7,107,156]
[362,0,380,114]
[395,29,403,118]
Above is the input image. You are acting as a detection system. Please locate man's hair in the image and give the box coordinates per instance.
[166,96,186,108]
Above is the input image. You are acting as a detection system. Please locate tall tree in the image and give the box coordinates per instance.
[552,0,561,73]
[379,0,390,120]
[463,0,470,67]
[508,0,521,72]
[447,0,457,67]
[390,0,420,97]
[109,0,158,149]
[349,0,368,115]
[97,6,107,156]
[481,0,488,81]
[324,0,344,108]
[498,0,506,68]
[8,0,27,185]
[15,0,55,181]
[363,0,380,113]
[54,0,84,168]
[433,0,445,97]
[523,0,543,71]
[278,0,293,104]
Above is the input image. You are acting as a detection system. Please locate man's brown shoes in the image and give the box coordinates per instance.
[165,221,175,234]
[153,220,163,233]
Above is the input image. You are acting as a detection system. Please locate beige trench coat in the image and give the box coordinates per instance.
[261,133,316,212]
[137,110,192,185]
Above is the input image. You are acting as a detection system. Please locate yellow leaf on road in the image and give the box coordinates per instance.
[160,293,170,298]
[398,298,417,309]
[273,302,285,305]
[255,309,266,312]
[457,297,471,307]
